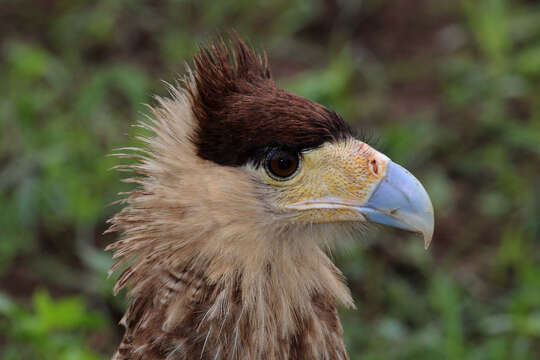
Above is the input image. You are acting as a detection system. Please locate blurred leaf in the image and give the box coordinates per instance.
[461,0,510,67]
[430,274,465,360]
[4,41,52,80]
[286,48,357,118]
[0,290,107,359]
[516,44,540,77]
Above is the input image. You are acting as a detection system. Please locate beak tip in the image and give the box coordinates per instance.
[362,161,435,248]
[420,202,434,250]
[420,205,434,250]
[423,201,435,250]
[424,230,433,250]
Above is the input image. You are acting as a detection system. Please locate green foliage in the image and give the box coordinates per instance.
[0,0,539,358]
[0,291,106,360]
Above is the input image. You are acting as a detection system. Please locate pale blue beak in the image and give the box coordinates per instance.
[359,161,434,248]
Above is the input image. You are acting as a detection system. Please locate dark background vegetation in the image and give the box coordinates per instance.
[1,0,539,358]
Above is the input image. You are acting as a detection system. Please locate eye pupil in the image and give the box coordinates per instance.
[266,149,299,179]
[278,157,291,169]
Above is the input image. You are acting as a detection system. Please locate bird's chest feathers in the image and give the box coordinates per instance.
[121,252,349,360]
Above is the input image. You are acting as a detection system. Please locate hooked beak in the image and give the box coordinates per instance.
[358,161,434,248]
[282,140,434,248]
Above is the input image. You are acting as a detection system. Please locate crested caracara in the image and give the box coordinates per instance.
[106,35,434,360]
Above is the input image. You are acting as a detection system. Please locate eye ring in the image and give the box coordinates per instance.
[265,149,300,180]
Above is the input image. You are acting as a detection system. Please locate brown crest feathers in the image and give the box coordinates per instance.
[188,35,353,166]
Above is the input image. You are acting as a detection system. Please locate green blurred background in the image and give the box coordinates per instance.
[1,0,539,358]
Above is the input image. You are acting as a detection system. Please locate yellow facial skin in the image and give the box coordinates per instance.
[262,139,390,224]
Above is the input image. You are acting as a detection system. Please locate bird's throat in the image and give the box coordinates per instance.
[110,227,353,359]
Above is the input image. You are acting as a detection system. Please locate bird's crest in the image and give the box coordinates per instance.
[186,34,352,167]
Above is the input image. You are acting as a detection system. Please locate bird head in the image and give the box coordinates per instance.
[108,35,433,296]
[188,37,434,249]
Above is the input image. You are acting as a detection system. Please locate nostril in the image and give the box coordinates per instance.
[370,159,379,175]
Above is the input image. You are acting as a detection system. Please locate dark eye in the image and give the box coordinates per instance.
[265,149,299,179]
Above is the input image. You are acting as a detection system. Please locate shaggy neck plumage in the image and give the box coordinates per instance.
[107,88,353,359]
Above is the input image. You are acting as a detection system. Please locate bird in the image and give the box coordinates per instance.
[106,34,434,360]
